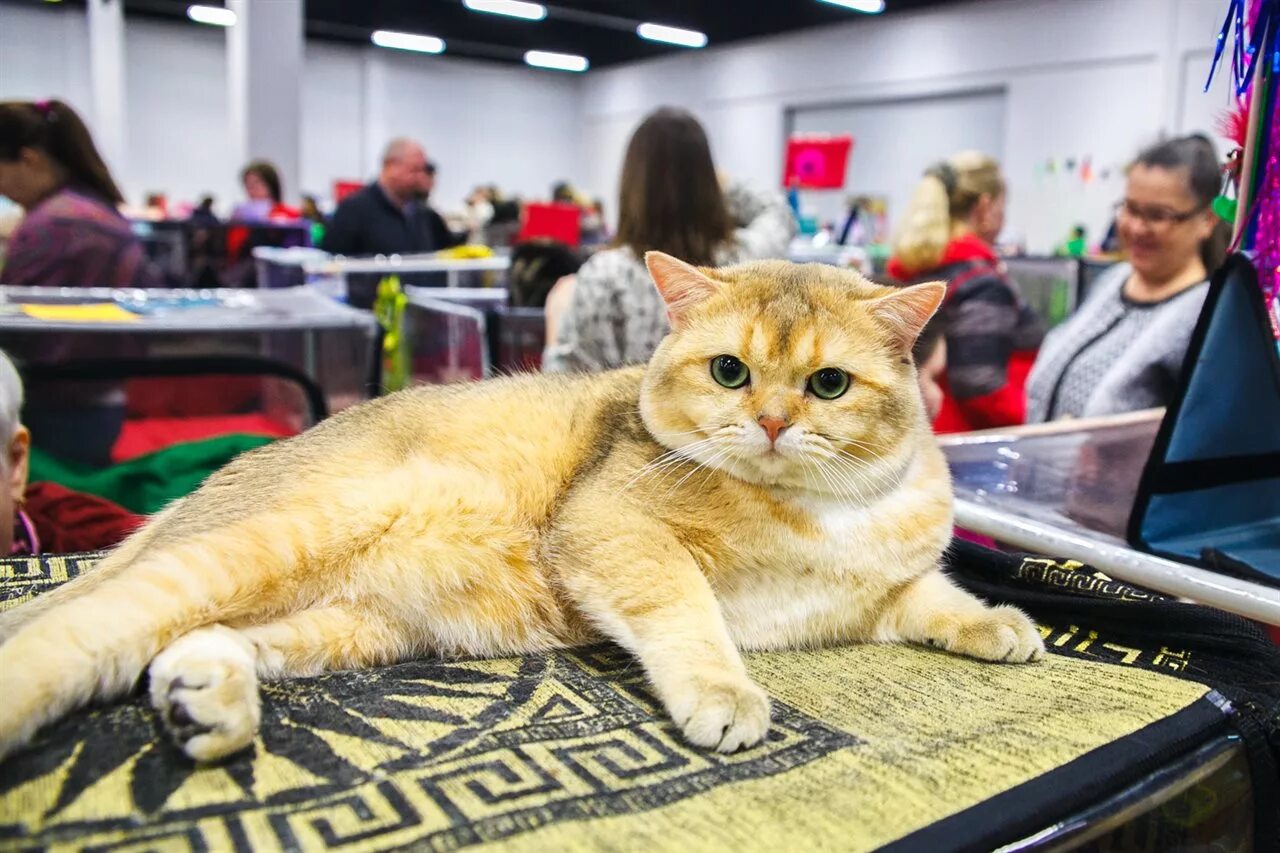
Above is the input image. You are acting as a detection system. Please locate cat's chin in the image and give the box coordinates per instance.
[708,451,804,488]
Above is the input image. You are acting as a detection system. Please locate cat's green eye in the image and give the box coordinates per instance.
[710,355,750,389]
[808,368,851,400]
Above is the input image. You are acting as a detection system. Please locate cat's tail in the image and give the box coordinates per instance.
[0,513,302,762]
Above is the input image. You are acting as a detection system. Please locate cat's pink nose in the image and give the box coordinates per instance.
[757,415,788,444]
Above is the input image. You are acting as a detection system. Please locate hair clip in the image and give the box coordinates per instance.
[32,100,57,122]
[928,162,958,195]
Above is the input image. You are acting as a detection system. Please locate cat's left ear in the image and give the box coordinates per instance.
[869,282,946,353]
[645,251,720,328]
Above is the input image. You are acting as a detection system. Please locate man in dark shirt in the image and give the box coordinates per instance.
[322,138,459,257]
[420,161,466,251]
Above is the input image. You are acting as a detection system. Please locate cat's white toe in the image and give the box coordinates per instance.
[672,676,771,753]
[149,626,261,762]
[926,605,1045,663]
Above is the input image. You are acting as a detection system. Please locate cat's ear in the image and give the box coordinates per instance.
[645,251,719,328]
[869,282,946,353]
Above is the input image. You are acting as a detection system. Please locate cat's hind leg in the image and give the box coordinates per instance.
[877,569,1045,663]
[149,625,260,763]
[150,606,409,762]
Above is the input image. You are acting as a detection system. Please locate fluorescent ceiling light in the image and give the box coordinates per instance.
[637,22,708,48]
[187,5,236,27]
[817,0,886,12]
[524,50,589,72]
[371,30,446,54]
[463,0,547,21]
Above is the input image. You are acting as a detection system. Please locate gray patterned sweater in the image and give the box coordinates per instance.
[1025,263,1209,422]
[542,184,795,373]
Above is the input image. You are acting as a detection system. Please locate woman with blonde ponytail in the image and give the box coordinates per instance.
[887,152,1043,432]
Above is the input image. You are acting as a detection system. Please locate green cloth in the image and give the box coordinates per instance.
[28,433,276,515]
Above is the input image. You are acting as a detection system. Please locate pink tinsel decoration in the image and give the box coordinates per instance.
[1257,97,1280,343]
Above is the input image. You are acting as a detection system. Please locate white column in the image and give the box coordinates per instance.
[227,0,304,203]
[86,0,127,179]
[361,52,390,178]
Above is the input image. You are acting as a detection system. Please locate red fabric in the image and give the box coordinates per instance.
[518,203,582,247]
[892,235,1033,434]
[24,481,142,554]
[886,233,1000,283]
[111,414,297,462]
[932,350,1036,434]
[783,136,854,189]
[124,376,266,419]
[227,203,302,257]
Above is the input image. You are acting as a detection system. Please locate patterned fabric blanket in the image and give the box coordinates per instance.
[1,546,1276,852]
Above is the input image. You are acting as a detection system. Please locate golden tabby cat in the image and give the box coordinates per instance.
[0,253,1042,764]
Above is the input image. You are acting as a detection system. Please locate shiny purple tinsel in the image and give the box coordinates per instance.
[1256,83,1279,345]
[1259,116,1280,345]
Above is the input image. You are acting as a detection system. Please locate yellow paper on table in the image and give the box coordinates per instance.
[19,303,139,323]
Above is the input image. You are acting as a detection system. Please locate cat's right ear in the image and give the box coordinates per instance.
[869,281,946,354]
[645,251,719,328]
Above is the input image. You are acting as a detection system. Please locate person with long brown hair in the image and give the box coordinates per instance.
[0,99,159,287]
[543,107,794,372]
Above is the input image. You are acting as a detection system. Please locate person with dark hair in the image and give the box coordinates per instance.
[543,107,795,372]
[1026,134,1230,421]
[912,313,949,427]
[0,99,159,287]
[235,159,298,221]
[189,194,219,227]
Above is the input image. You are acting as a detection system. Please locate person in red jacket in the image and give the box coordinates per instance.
[887,153,1044,433]
[2,353,141,557]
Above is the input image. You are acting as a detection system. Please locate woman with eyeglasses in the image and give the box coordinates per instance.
[1026,135,1230,422]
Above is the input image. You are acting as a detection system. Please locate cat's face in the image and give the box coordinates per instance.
[639,254,944,497]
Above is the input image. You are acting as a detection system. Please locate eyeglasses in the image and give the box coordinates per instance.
[1114,199,1207,227]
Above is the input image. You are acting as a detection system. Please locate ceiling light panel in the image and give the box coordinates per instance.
[371,30,446,54]
[524,50,589,72]
[817,0,886,12]
[187,5,236,27]
[637,22,708,48]
[463,0,547,21]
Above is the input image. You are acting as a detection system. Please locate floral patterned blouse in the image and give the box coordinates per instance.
[542,184,796,373]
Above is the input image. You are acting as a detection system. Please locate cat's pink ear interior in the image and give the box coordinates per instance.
[870,281,946,353]
[645,251,719,328]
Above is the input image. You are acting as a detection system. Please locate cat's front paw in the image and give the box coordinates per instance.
[666,674,771,753]
[924,605,1045,663]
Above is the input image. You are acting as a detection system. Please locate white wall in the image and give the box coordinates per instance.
[580,0,1236,253]
[790,90,1008,230]
[0,3,584,214]
[124,19,236,206]
[371,50,583,211]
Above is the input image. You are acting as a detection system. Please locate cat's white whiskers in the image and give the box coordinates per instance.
[814,457,863,513]
[665,444,735,496]
[806,456,847,503]
[813,447,878,499]
[615,438,723,495]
